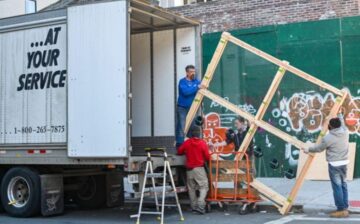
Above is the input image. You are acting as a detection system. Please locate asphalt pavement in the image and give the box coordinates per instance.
[256,178,360,214]
[0,178,359,223]
[1,206,360,224]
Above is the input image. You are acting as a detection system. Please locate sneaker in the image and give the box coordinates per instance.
[193,208,206,215]
[190,206,198,213]
[329,210,349,218]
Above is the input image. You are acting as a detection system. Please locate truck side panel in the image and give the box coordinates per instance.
[0,24,67,144]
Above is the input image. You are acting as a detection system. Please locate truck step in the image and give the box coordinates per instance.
[132,186,187,198]
[130,211,162,218]
[160,204,178,207]
[146,173,165,178]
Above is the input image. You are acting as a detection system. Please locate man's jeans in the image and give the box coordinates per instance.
[328,164,349,211]
[175,106,190,146]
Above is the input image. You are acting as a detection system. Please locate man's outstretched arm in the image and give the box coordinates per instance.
[303,138,328,154]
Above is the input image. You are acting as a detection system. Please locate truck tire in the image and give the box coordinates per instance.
[0,167,41,217]
[74,175,106,209]
[0,169,5,212]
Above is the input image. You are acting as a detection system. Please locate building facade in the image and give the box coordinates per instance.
[172,0,360,33]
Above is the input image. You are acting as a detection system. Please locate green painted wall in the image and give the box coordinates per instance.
[202,16,360,178]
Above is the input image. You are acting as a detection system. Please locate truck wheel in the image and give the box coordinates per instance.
[0,169,5,212]
[74,175,106,209]
[0,167,40,217]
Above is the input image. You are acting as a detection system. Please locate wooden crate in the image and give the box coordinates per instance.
[184,32,350,215]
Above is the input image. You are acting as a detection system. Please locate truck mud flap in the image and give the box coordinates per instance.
[40,174,64,216]
[106,171,124,207]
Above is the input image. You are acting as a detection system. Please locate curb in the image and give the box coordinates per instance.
[256,203,303,214]
[257,202,360,215]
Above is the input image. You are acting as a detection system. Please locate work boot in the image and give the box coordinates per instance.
[329,210,349,218]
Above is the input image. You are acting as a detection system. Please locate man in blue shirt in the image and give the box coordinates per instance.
[176,65,203,148]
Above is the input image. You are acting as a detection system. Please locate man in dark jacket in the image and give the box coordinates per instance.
[226,117,254,155]
[226,117,255,174]
[177,126,209,214]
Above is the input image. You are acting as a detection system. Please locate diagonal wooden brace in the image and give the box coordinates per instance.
[250,179,288,208]
[279,90,349,215]
[184,32,231,135]
[235,62,289,161]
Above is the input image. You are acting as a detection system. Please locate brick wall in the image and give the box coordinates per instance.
[170,0,360,33]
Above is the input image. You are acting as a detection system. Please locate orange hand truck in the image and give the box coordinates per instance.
[207,151,261,214]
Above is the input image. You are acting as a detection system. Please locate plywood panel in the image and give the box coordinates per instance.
[153,30,175,136]
[131,33,151,137]
[297,142,356,181]
[176,27,197,97]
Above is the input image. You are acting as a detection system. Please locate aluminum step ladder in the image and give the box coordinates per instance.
[131,147,184,224]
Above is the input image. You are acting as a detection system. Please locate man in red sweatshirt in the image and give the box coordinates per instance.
[177,126,210,214]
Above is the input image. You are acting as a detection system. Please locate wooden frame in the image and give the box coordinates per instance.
[184,32,348,215]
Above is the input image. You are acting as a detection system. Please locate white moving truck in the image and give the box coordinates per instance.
[0,0,201,217]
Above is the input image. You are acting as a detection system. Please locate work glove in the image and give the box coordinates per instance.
[302,147,310,154]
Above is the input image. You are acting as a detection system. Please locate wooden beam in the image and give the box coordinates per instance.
[236,62,289,160]
[226,34,344,96]
[279,91,349,215]
[131,0,200,25]
[199,89,307,149]
[184,32,231,134]
[259,195,281,209]
[130,7,176,24]
[250,179,288,207]
[130,18,156,29]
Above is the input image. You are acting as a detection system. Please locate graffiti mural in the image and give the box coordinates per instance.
[203,112,234,154]
[285,143,299,167]
[203,90,360,177]
[271,90,360,136]
[205,96,258,154]
[204,90,360,176]
[209,96,257,115]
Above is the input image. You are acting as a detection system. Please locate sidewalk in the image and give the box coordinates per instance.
[257,178,360,214]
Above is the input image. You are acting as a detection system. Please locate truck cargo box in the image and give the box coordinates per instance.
[0,0,201,165]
